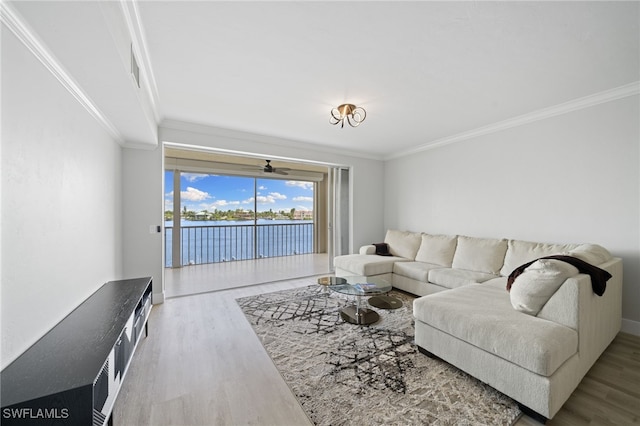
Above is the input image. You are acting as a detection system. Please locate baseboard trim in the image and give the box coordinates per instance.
[152,291,165,304]
[621,318,640,336]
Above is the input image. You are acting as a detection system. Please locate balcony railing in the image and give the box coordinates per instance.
[164,222,314,267]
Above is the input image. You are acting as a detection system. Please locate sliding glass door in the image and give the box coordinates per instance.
[164,170,316,267]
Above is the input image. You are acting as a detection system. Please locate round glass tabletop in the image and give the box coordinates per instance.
[317,276,347,286]
[328,275,392,296]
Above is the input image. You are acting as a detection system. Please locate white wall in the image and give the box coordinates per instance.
[1,28,124,368]
[384,95,640,328]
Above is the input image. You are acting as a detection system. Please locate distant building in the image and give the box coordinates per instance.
[195,211,210,220]
[293,210,313,220]
[236,210,255,220]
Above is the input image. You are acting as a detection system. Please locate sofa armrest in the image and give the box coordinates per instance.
[360,245,376,255]
[537,257,622,364]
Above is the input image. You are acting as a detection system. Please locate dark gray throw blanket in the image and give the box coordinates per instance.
[507,255,611,296]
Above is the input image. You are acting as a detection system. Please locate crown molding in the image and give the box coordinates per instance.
[387,81,640,160]
[0,2,125,145]
[119,0,161,122]
[160,119,386,162]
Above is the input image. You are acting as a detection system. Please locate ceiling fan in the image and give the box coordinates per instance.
[244,160,290,175]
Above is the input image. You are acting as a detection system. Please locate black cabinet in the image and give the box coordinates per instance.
[0,277,153,425]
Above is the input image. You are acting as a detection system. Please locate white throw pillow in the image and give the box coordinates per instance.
[510,259,579,316]
[414,234,458,266]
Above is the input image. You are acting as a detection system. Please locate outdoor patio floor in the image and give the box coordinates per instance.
[164,253,330,298]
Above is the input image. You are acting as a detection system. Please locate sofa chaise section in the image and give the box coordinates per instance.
[333,253,407,281]
[334,229,422,282]
[414,256,622,420]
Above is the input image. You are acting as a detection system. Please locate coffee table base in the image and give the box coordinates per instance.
[368,295,403,310]
[340,306,380,325]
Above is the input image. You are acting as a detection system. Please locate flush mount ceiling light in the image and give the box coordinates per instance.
[330,104,366,128]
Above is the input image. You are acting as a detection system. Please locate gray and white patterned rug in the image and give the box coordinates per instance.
[237,284,521,425]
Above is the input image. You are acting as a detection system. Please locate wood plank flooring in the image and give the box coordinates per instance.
[114,267,640,425]
[114,277,315,425]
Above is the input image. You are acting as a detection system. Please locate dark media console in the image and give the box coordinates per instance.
[0,277,153,425]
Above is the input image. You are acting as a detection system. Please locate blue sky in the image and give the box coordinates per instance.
[165,171,314,213]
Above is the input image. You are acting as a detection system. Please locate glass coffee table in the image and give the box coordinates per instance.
[317,276,347,296]
[328,276,393,325]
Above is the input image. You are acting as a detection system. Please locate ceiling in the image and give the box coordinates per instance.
[6,1,640,159]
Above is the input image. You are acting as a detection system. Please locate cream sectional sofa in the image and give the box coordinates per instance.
[333,230,623,422]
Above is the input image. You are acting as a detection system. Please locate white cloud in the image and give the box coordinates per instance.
[293,196,313,202]
[212,200,240,208]
[296,205,311,211]
[257,196,274,204]
[269,192,287,200]
[286,181,314,190]
[258,185,267,190]
[255,192,287,205]
[181,187,211,201]
[182,173,209,183]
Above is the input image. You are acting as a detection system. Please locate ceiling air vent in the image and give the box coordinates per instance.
[130,44,140,88]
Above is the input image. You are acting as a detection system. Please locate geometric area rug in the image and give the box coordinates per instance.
[236,284,522,425]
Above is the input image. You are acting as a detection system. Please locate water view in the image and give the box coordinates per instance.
[165,219,314,267]
[164,170,316,267]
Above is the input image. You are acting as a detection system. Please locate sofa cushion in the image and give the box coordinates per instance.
[428,268,498,289]
[414,234,458,266]
[333,254,407,276]
[393,261,444,282]
[500,239,578,276]
[384,230,422,260]
[451,236,507,275]
[509,259,579,316]
[567,244,612,266]
[482,276,508,289]
[413,284,578,376]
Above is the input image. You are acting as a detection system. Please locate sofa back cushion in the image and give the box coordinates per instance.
[567,244,612,266]
[415,234,458,266]
[384,230,422,260]
[451,236,507,275]
[500,239,579,276]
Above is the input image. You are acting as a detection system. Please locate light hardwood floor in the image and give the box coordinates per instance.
[114,264,640,425]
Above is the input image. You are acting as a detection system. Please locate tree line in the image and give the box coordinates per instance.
[165,207,297,221]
